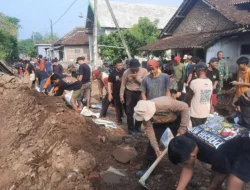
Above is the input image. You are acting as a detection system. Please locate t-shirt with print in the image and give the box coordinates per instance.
[206,68,220,94]
[236,68,250,98]
[187,122,250,176]
[140,73,171,100]
[108,68,125,98]
[190,78,213,118]
[79,63,91,84]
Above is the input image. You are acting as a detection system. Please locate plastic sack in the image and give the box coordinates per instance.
[65,91,73,106]
[30,73,35,81]
[35,87,40,92]
[182,86,186,93]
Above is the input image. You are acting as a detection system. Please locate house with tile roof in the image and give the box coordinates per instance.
[53,27,90,62]
[138,0,250,73]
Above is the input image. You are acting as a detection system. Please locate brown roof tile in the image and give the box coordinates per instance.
[54,27,89,46]
[138,29,243,51]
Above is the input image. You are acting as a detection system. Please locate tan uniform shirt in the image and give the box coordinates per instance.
[143,96,189,148]
[120,68,148,97]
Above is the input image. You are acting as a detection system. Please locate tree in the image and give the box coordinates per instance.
[0,13,19,62]
[43,33,59,43]
[33,32,43,42]
[98,17,160,60]
[18,39,36,57]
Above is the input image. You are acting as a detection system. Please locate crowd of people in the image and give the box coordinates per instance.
[16,51,250,189]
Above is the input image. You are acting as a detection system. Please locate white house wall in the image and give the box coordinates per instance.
[206,33,250,74]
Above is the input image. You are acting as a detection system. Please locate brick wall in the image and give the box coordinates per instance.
[173,1,236,36]
[64,46,90,62]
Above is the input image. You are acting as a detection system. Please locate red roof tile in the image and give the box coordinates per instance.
[54,27,89,46]
[138,29,243,51]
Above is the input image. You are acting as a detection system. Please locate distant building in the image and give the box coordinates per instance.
[138,0,250,73]
[35,44,59,59]
[53,27,90,62]
[85,0,177,63]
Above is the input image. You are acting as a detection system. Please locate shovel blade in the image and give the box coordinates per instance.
[139,179,149,190]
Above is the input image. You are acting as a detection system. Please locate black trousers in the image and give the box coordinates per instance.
[146,116,180,165]
[100,93,123,121]
[114,98,124,121]
[125,89,142,131]
[190,117,207,127]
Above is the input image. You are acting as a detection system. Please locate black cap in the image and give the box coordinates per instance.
[209,57,219,63]
[196,62,207,70]
[129,59,140,69]
[77,56,85,62]
[51,59,58,63]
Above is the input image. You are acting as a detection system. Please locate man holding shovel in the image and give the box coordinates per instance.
[134,96,189,177]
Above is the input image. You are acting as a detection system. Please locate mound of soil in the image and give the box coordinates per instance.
[0,74,211,190]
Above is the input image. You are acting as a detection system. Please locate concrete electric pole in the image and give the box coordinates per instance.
[105,0,132,59]
[50,19,54,59]
[93,0,98,69]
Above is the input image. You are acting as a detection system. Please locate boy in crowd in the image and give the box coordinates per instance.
[173,56,185,91]
[52,58,63,76]
[49,74,82,112]
[168,129,250,190]
[231,57,250,105]
[120,59,148,136]
[186,62,213,127]
[206,58,220,113]
[108,59,126,124]
[35,64,49,91]
[78,56,91,108]
[140,59,171,101]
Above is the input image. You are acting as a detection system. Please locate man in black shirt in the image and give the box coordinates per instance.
[168,125,250,190]
[108,59,125,124]
[52,59,63,76]
[50,74,82,112]
[206,57,220,113]
[35,65,49,91]
[77,56,91,108]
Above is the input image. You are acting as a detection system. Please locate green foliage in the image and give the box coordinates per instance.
[18,39,36,57]
[0,13,19,62]
[98,17,160,60]
[43,33,59,43]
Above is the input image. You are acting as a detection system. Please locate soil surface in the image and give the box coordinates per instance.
[0,75,212,190]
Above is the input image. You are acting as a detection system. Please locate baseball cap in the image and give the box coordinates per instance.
[209,57,219,63]
[196,62,207,70]
[129,59,141,69]
[183,55,188,60]
[134,100,156,121]
[174,56,181,62]
[147,59,159,68]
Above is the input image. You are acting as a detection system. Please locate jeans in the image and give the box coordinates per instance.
[100,93,111,117]
[124,89,142,131]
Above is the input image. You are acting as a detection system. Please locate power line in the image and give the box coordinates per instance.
[39,0,78,34]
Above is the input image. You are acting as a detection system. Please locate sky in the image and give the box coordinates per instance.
[0,0,183,40]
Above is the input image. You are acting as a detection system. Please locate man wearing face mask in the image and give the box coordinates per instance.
[120,59,148,136]
[140,59,171,100]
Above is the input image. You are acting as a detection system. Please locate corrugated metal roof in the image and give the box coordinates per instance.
[88,0,178,29]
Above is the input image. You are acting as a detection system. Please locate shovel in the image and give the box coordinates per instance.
[139,134,180,189]
[139,147,169,189]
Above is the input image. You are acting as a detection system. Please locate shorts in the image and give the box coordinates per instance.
[211,94,217,106]
[231,154,250,183]
[81,82,91,100]
[71,89,81,100]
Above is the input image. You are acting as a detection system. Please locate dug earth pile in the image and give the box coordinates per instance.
[0,74,210,190]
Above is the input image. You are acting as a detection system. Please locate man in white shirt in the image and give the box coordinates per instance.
[186,62,213,127]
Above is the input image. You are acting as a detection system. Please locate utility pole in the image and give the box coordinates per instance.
[50,19,54,59]
[93,0,98,69]
[105,0,132,59]
[32,25,35,45]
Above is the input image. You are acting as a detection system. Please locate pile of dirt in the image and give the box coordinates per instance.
[0,74,211,190]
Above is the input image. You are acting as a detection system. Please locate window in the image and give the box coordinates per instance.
[75,49,80,53]
[241,44,250,55]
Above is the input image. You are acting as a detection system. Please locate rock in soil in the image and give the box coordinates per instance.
[112,145,138,164]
